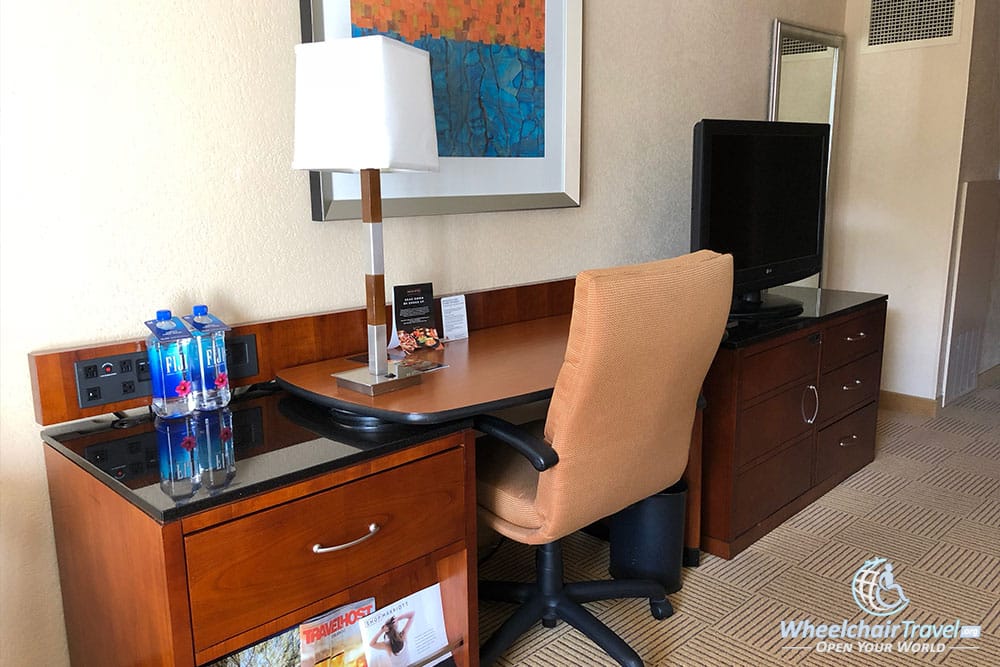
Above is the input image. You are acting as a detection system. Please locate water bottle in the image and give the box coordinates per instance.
[145,310,196,418]
[155,415,200,500]
[193,408,236,493]
[186,305,231,410]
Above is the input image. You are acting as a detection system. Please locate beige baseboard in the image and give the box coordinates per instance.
[979,364,1000,387]
[879,390,939,417]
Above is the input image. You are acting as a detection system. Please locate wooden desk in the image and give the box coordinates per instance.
[276,315,572,423]
[277,313,705,565]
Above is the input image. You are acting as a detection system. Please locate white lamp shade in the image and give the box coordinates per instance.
[292,35,439,173]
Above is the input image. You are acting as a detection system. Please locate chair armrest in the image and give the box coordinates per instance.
[473,414,559,472]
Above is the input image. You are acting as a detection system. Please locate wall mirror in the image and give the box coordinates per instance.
[769,20,844,288]
[769,20,844,128]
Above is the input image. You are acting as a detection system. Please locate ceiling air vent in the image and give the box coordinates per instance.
[866,0,962,50]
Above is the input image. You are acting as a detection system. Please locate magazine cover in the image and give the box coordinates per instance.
[300,597,376,667]
[359,583,450,667]
[392,283,443,354]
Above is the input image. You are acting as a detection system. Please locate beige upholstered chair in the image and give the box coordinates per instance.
[475,250,733,667]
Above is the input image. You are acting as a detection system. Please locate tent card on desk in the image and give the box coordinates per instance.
[392,283,444,354]
[299,597,375,667]
[440,294,469,341]
[360,583,450,667]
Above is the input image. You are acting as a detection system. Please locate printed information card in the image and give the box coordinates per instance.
[440,294,469,341]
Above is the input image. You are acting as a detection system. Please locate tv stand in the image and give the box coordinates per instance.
[730,290,804,320]
[701,286,887,559]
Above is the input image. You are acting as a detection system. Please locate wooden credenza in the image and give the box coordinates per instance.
[700,287,887,559]
[42,394,478,666]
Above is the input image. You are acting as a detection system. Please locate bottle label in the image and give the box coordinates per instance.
[197,339,229,390]
[182,313,231,333]
[145,315,193,341]
[148,342,193,401]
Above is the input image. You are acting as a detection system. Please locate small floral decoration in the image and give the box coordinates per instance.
[175,380,192,397]
[214,373,228,389]
[219,426,233,442]
[180,435,196,452]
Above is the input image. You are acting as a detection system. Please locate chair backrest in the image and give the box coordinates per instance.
[536,250,733,543]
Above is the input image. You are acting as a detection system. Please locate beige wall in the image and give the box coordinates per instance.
[826,0,976,400]
[0,1,849,663]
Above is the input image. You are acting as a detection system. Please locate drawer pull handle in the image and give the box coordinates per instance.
[844,332,867,342]
[312,523,380,554]
[842,379,863,391]
[839,435,859,447]
[801,385,819,424]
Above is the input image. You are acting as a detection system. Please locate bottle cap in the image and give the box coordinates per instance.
[193,305,208,317]
[156,309,172,321]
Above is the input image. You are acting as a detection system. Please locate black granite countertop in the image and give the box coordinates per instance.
[723,286,887,348]
[41,390,470,524]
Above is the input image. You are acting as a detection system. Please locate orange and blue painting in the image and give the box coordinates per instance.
[351,0,545,158]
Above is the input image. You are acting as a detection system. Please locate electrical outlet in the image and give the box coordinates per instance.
[72,333,258,410]
[73,352,152,409]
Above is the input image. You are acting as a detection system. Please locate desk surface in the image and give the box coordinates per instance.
[276,315,572,424]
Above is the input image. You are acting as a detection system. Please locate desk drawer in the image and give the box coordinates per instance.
[822,308,885,372]
[815,403,877,485]
[185,448,465,652]
[818,352,881,423]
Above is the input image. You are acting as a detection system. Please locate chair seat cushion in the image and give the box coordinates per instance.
[476,419,545,532]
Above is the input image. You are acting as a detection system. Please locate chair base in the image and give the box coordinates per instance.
[480,539,673,667]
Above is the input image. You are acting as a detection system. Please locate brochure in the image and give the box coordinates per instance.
[392,283,443,354]
[360,583,450,667]
[300,597,376,667]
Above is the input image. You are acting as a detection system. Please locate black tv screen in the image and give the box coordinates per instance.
[691,119,830,317]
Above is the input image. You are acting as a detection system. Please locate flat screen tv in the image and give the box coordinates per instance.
[691,119,830,319]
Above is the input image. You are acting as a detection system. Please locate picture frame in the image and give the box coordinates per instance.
[298,0,582,221]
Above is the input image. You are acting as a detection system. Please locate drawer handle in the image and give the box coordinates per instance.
[842,379,863,391]
[844,332,867,342]
[312,523,380,554]
[839,434,859,447]
[801,385,819,425]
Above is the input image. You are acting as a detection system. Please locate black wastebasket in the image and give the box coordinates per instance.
[608,480,687,594]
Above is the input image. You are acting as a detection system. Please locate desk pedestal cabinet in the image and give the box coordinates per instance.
[700,288,887,559]
[44,420,477,667]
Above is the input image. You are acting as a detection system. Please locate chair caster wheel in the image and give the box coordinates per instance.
[650,598,673,620]
[543,618,558,628]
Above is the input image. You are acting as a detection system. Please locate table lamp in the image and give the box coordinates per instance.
[292,35,439,395]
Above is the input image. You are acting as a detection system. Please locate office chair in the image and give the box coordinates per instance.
[475,250,733,667]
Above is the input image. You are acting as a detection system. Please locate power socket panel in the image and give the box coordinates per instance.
[73,333,259,409]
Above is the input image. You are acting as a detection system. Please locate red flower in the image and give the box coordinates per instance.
[175,380,192,397]
[219,427,232,442]
[180,435,196,452]
[214,373,228,389]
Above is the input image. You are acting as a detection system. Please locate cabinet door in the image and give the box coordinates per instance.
[733,435,813,535]
[737,383,817,470]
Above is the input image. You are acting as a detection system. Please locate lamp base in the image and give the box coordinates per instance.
[333,361,422,396]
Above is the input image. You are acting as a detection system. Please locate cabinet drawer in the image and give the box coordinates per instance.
[733,435,813,535]
[815,403,877,485]
[185,448,466,652]
[819,352,882,422]
[822,308,885,372]
[740,332,820,400]
[737,382,815,469]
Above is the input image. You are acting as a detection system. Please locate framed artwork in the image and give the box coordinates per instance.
[299,0,582,220]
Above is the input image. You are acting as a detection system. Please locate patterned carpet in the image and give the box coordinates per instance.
[478,379,1000,666]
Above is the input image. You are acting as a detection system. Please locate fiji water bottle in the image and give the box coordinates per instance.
[193,408,236,493]
[155,415,200,500]
[184,305,231,410]
[145,310,196,417]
